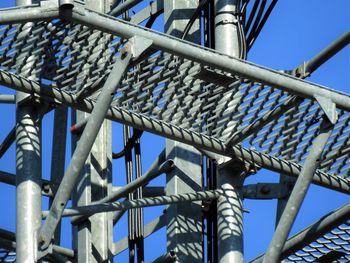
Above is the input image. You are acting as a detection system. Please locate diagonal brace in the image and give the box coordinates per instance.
[262,115,335,263]
[37,43,134,254]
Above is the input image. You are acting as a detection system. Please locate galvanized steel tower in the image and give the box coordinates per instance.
[0,0,349,262]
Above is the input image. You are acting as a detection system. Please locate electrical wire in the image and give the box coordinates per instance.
[247,0,278,49]
[246,0,267,43]
[244,0,261,34]
[182,0,211,40]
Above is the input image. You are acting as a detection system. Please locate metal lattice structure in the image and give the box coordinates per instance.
[0,0,349,262]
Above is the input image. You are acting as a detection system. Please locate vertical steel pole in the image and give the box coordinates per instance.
[214,1,244,262]
[72,1,113,262]
[164,1,203,261]
[216,159,245,263]
[214,0,241,57]
[15,0,42,262]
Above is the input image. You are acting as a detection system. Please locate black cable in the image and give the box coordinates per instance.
[112,129,143,159]
[247,0,267,43]
[244,0,261,34]
[182,0,211,40]
[248,0,278,50]
[145,9,163,29]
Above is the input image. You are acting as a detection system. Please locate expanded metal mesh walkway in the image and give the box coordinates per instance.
[0,1,348,262]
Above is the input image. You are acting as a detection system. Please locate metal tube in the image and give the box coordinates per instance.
[0,3,59,24]
[0,71,349,194]
[109,0,143,16]
[298,30,350,77]
[251,201,350,262]
[68,5,350,111]
[263,118,334,263]
[214,0,240,57]
[43,189,224,217]
[0,127,15,158]
[71,159,174,224]
[15,1,42,261]
[0,170,16,185]
[0,228,74,260]
[38,50,132,250]
[217,160,245,263]
[70,116,88,134]
[0,170,53,197]
[15,96,42,263]
[214,1,244,262]
[0,94,15,104]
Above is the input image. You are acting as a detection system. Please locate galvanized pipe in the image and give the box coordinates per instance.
[263,118,334,263]
[42,189,224,217]
[15,1,42,261]
[71,158,174,224]
[0,127,15,158]
[68,5,350,111]
[0,228,74,260]
[0,3,59,24]
[295,30,350,77]
[0,94,15,104]
[109,0,143,16]
[214,0,240,57]
[251,201,350,262]
[217,160,245,263]
[38,50,132,250]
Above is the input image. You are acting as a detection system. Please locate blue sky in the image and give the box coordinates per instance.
[0,0,349,262]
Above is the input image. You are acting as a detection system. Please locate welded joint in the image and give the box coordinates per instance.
[293,62,310,78]
[127,35,153,59]
[314,95,338,124]
[35,234,53,262]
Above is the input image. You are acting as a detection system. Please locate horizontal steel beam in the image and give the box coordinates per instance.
[0,94,15,104]
[42,189,224,218]
[251,201,350,263]
[0,170,53,197]
[67,4,350,111]
[0,2,59,24]
[0,228,74,259]
[109,0,143,16]
[0,70,349,195]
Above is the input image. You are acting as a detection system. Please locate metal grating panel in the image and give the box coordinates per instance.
[0,18,349,181]
[0,250,16,262]
[286,221,350,262]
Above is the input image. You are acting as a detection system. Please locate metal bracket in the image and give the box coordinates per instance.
[193,66,236,87]
[243,183,292,200]
[293,62,310,78]
[315,95,338,124]
[128,35,153,59]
